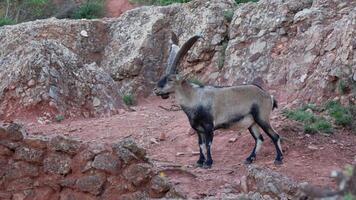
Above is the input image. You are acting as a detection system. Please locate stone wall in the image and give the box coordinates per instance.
[0,123,175,200]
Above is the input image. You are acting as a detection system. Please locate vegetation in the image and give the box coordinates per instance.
[284,100,355,134]
[337,80,348,95]
[218,41,229,69]
[0,17,15,27]
[283,108,333,134]
[55,115,65,122]
[189,77,204,86]
[344,193,356,200]
[325,101,353,127]
[129,0,191,6]
[122,94,135,106]
[223,10,234,23]
[72,0,104,19]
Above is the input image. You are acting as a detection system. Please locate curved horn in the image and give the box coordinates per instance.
[171,31,179,46]
[165,32,180,75]
[165,43,180,75]
[169,34,202,74]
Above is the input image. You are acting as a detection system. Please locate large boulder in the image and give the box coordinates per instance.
[220,0,355,105]
[0,19,122,120]
[101,0,235,96]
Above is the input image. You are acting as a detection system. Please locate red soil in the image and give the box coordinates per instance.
[22,96,356,198]
[105,0,136,18]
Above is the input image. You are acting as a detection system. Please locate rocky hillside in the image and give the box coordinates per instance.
[0,0,355,120]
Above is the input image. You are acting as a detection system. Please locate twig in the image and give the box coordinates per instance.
[158,105,182,112]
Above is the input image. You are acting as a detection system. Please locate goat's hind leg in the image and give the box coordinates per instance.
[256,121,283,165]
[245,123,264,164]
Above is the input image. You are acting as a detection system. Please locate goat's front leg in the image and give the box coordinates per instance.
[196,132,205,167]
[203,131,214,169]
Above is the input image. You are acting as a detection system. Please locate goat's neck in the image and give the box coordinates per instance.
[175,81,196,106]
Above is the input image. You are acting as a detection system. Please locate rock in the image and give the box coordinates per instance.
[228,137,237,143]
[4,161,39,181]
[7,177,34,191]
[119,191,148,200]
[159,132,166,141]
[0,20,123,119]
[0,145,12,156]
[123,163,153,186]
[49,136,81,155]
[28,187,57,200]
[307,145,318,150]
[149,175,171,198]
[0,123,25,141]
[93,97,101,107]
[60,177,77,189]
[80,30,89,37]
[246,165,300,198]
[112,138,146,164]
[92,153,121,174]
[27,79,36,87]
[0,140,20,150]
[0,192,11,199]
[240,175,248,193]
[14,146,44,163]
[150,138,159,144]
[24,136,49,149]
[59,188,96,200]
[76,175,105,195]
[43,153,72,175]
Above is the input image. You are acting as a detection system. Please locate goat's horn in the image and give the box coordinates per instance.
[165,43,180,75]
[169,34,202,74]
[171,31,179,45]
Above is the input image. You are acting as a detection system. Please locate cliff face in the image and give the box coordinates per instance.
[0,0,354,120]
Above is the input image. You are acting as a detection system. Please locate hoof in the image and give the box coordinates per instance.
[244,157,255,165]
[274,160,283,165]
[202,163,212,169]
[196,163,203,168]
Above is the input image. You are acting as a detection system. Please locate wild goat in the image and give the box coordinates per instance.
[153,33,283,168]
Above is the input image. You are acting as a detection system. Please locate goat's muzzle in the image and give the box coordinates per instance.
[153,87,170,99]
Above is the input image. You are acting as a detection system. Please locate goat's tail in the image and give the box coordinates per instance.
[271,95,278,110]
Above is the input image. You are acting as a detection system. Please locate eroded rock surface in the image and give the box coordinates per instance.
[0,123,175,199]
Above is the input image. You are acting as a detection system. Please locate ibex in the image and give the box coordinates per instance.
[153,33,283,168]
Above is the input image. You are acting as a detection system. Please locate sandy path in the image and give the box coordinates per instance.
[24,96,356,198]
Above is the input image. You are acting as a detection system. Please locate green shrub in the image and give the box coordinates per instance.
[123,94,135,106]
[55,115,65,122]
[223,10,234,23]
[304,118,333,134]
[235,0,259,4]
[72,1,104,19]
[189,78,204,86]
[0,18,15,27]
[283,109,333,134]
[283,109,316,124]
[325,101,352,126]
[337,80,348,94]
[344,193,356,200]
[218,41,229,69]
[26,0,50,18]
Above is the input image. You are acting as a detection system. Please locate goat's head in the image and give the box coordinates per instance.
[154,32,202,99]
[154,74,180,99]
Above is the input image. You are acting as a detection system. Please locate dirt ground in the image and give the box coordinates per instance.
[23,96,356,199]
[105,0,136,18]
